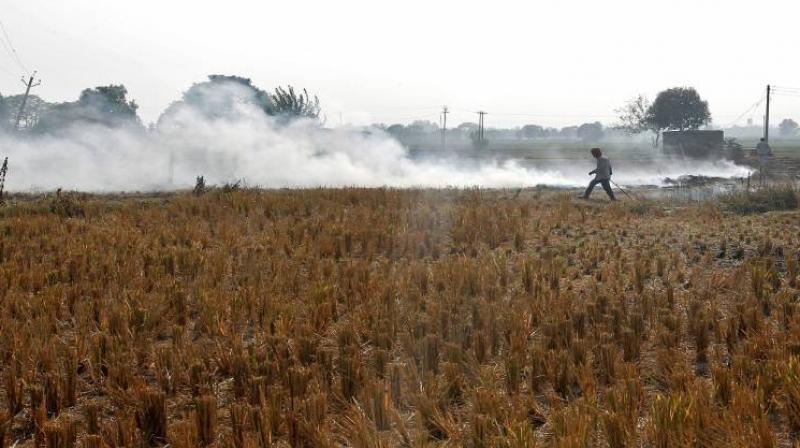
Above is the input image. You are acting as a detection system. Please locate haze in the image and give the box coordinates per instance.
[1,0,798,128]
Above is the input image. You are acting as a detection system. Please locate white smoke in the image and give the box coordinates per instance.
[0,85,752,192]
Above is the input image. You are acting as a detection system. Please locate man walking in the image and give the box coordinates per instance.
[582,147,616,200]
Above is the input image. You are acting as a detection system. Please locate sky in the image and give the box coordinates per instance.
[1,0,799,128]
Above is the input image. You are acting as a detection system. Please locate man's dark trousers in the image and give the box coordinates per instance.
[583,179,616,200]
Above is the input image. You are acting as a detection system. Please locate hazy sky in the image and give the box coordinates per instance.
[1,0,798,128]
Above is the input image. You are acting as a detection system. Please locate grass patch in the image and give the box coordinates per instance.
[719,185,798,214]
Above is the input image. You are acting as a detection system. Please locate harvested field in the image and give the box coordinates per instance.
[0,188,799,447]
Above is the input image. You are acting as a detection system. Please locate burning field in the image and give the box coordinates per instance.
[0,188,799,447]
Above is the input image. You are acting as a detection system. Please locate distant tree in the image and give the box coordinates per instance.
[615,95,653,135]
[779,118,798,136]
[543,127,559,138]
[165,75,273,124]
[160,76,322,127]
[0,94,8,132]
[77,85,139,123]
[2,94,51,130]
[577,121,604,142]
[35,85,142,133]
[271,86,321,123]
[469,130,488,149]
[206,74,271,109]
[485,128,515,141]
[456,122,478,135]
[646,87,710,144]
[386,123,405,137]
[517,124,545,139]
[406,120,439,134]
[560,126,578,138]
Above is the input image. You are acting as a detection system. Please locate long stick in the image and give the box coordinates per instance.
[0,157,7,204]
[610,180,635,200]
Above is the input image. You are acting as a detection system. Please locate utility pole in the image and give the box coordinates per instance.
[477,111,487,146]
[764,84,771,142]
[14,71,41,131]
[441,106,449,150]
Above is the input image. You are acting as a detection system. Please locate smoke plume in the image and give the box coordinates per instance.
[0,84,751,192]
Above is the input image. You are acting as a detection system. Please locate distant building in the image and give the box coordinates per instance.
[662,130,725,159]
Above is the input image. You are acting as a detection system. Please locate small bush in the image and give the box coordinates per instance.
[719,186,798,214]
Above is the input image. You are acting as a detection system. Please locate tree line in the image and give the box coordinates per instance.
[0,75,321,135]
[375,121,611,145]
[3,81,796,144]
[381,86,799,149]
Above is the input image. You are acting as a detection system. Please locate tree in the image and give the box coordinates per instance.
[517,124,545,139]
[158,75,322,127]
[646,87,710,138]
[406,120,439,134]
[456,122,478,135]
[469,130,488,149]
[1,94,51,130]
[386,123,405,137]
[77,85,139,124]
[35,85,142,133]
[206,75,271,111]
[0,93,8,132]
[779,118,798,136]
[615,95,653,135]
[577,122,604,142]
[560,126,578,138]
[166,75,273,124]
[271,86,321,123]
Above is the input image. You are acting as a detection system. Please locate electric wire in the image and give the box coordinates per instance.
[724,97,764,127]
[0,61,18,78]
[0,19,28,74]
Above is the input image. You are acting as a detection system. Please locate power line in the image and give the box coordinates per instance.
[449,106,617,120]
[771,85,800,91]
[451,106,481,115]
[724,96,764,128]
[367,105,442,111]
[0,19,28,74]
[492,112,617,118]
[0,27,14,59]
[770,91,800,98]
[368,111,440,122]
